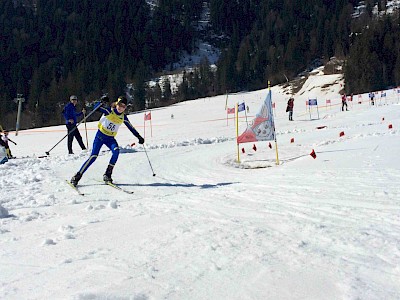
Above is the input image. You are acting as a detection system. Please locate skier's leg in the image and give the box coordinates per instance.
[5,147,11,158]
[78,137,103,175]
[106,139,120,166]
[103,139,119,182]
[71,137,103,186]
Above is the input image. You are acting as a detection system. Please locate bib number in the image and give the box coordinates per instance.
[107,123,116,131]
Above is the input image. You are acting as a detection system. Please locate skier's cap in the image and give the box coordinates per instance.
[117,96,127,106]
[70,95,78,101]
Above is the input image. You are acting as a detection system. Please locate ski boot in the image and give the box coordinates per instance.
[70,172,82,187]
[103,164,114,183]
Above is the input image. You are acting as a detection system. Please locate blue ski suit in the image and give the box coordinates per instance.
[77,103,142,175]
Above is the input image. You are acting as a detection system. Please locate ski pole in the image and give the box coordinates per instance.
[83,111,89,149]
[143,145,156,176]
[8,138,17,145]
[45,102,102,155]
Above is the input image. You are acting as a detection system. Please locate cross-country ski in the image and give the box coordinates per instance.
[64,180,85,196]
[104,181,134,194]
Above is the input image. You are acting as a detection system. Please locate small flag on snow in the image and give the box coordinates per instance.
[310,149,316,159]
[241,148,245,154]
[144,112,152,121]
[252,144,257,151]
[268,142,272,149]
[339,131,345,137]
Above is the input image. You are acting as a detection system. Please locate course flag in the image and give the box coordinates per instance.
[227,107,235,114]
[238,102,246,112]
[144,111,152,138]
[237,89,275,143]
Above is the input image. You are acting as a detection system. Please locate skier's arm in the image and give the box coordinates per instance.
[124,116,144,143]
[91,101,109,115]
[8,138,17,145]
[98,105,110,115]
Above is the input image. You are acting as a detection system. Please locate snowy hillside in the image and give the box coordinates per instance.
[1,70,400,299]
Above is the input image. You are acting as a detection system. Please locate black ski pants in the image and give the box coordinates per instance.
[66,123,86,154]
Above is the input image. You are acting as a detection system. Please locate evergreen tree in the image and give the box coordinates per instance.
[162,77,172,103]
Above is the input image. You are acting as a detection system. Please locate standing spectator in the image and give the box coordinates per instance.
[286,97,294,121]
[341,94,348,111]
[369,92,375,105]
[63,95,87,154]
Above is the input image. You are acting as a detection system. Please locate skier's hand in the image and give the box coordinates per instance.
[82,108,86,114]
[138,136,145,144]
[69,119,74,123]
[101,95,109,104]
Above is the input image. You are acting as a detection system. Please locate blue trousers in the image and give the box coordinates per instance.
[78,131,119,175]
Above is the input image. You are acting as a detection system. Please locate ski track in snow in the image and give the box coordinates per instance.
[1,76,400,299]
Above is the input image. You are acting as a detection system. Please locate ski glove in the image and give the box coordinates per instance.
[138,136,145,144]
[100,95,109,104]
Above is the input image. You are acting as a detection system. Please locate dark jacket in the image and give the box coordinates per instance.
[286,98,294,112]
[0,137,6,147]
[63,102,83,125]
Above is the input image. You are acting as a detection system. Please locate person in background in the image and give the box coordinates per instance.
[70,96,144,186]
[63,95,87,154]
[286,97,294,121]
[341,93,348,111]
[369,92,375,106]
[0,137,7,164]
[1,130,16,158]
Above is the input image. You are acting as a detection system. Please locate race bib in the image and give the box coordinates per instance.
[98,112,124,136]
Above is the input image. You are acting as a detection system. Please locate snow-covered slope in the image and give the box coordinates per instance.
[1,71,400,299]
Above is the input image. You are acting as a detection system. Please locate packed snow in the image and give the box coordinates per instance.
[1,69,400,299]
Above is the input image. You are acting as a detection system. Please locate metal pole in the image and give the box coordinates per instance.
[14,94,25,136]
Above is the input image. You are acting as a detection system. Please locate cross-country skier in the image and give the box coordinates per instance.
[70,95,144,186]
[1,130,16,158]
[0,136,8,164]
